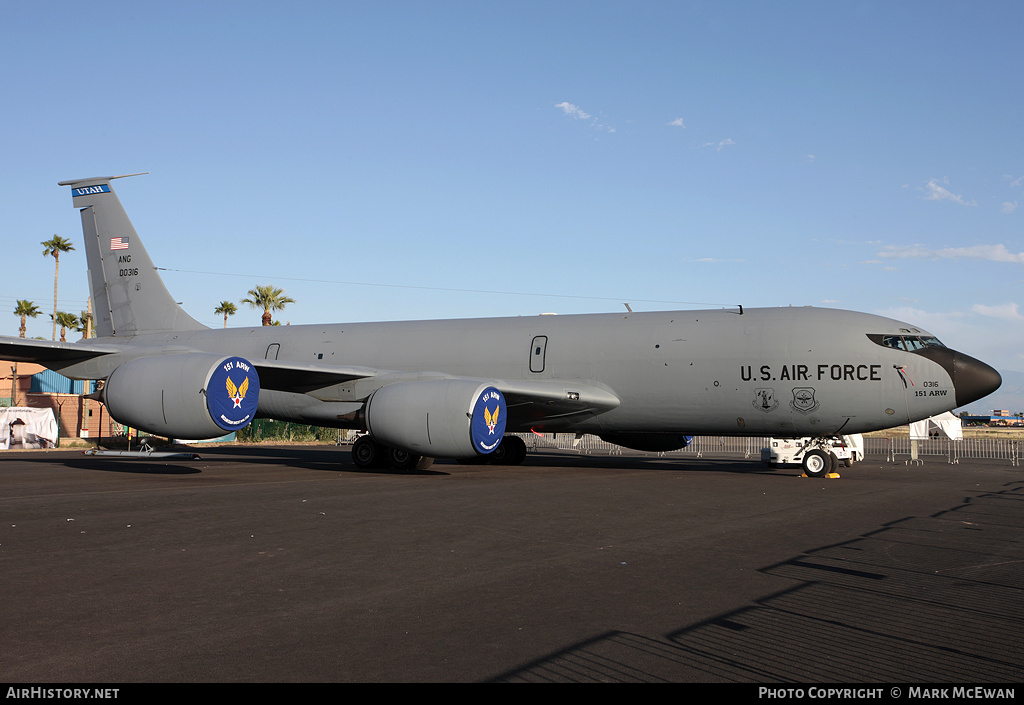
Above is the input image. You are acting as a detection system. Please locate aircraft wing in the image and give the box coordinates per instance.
[0,335,122,364]
[1,331,618,431]
[286,361,620,429]
[0,337,377,392]
[253,358,378,393]
[490,379,620,430]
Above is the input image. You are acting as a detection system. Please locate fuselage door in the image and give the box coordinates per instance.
[266,343,280,360]
[530,336,548,373]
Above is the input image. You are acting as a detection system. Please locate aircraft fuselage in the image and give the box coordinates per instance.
[54,304,985,437]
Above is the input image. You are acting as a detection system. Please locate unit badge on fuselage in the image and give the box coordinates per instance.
[790,387,820,414]
[753,388,778,412]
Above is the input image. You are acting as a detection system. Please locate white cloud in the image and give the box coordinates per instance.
[554,101,615,133]
[1001,201,1018,214]
[875,305,1024,373]
[879,243,1024,265]
[972,302,1023,320]
[921,178,976,206]
[699,138,736,151]
[668,117,685,128]
[555,101,591,121]
[876,306,966,331]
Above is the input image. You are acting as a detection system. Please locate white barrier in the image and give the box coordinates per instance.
[512,433,1021,466]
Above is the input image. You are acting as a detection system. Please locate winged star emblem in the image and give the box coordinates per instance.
[484,404,499,434]
[226,375,249,409]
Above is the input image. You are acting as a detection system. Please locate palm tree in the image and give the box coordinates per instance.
[241,285,295,326]
[72,310,95,339]
[214,301,237,328]
[42,234,75,340]
[53,311,78,342]
[14,300,42,338]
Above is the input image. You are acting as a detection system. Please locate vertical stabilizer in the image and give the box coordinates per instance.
[57,174,207,337]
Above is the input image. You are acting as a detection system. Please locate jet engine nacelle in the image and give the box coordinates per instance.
[364,379,507,458]
[103,353,260,440]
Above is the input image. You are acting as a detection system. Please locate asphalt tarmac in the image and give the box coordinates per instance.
[1,444,1021,683]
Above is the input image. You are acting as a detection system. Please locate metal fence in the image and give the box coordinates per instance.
[513,433,1021,466]
[879,436,1021,466]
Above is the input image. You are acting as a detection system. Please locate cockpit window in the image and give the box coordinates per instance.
[869,334,946,351]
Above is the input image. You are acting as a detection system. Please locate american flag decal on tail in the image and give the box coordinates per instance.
[110,237,129,250]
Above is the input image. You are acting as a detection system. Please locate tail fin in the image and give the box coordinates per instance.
[57,174,207,338]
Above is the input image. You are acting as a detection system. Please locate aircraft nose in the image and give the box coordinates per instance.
[952,351,1002,408]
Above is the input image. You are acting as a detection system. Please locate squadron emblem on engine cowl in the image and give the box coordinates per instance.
[470,387,506,453]
[207,356,261,431]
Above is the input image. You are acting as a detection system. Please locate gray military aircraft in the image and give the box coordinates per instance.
[0,174,1002,476]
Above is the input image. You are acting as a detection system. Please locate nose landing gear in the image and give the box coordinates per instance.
[801,448,838,478]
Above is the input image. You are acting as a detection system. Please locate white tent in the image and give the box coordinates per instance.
[910,412,963,441]
[0,407,58,450]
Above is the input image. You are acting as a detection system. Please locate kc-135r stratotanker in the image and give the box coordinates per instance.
[0,174,1002,476]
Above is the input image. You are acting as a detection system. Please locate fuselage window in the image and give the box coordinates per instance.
[530,336,548,373]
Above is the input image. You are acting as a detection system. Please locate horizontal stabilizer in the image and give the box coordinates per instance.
[0,335,121,364]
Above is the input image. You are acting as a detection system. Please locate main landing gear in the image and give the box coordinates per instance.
[488,435,527,465]
[351,434,527,470]
[351,435,434,470]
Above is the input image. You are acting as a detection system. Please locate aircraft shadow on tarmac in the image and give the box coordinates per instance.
[52,445,793,478]
[489,480,1024,683]
[57,458,203,475]
[46,444,452,476]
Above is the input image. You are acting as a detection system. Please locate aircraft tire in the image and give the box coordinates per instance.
[507,435,527,465]
[387,447,422,471]
[802,449,831,478]
[490,435,527,465]
[488,439,510,465]
[352,435,383,469]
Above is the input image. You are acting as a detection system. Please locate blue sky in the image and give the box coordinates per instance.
[3,1,1022,378]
